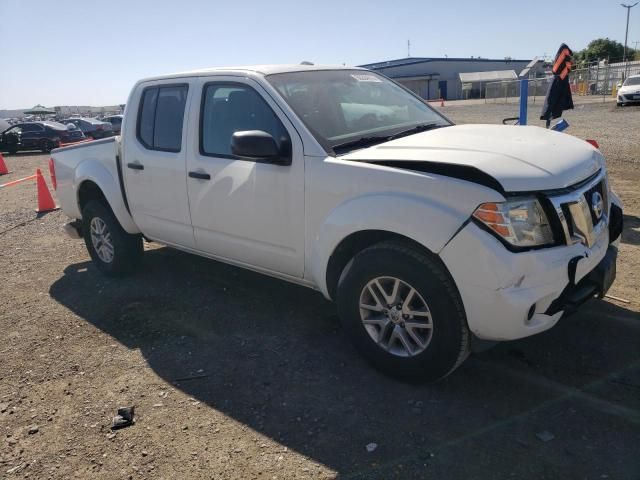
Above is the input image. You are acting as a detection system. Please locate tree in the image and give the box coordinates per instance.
[575,38,631,64]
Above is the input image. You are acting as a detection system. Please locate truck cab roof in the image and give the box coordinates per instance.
[138,64,365,83]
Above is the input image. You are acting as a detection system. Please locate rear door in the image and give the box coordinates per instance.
[122,81,195,248]
[184,76,305,277]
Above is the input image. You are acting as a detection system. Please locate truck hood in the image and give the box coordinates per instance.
[340,124,603,193]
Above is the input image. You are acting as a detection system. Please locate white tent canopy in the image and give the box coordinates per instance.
[459,70,518,83]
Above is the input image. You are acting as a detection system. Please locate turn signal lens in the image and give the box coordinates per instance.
[473,198,554,248]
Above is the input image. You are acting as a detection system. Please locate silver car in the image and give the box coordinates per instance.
[65,117,114,139]
[102,114,124,134]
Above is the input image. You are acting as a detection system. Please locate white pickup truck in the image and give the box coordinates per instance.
[51,65,623,380]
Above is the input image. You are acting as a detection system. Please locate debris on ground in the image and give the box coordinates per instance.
[111,406,135,430]
[366,442,378,453]
[6,464,24,474]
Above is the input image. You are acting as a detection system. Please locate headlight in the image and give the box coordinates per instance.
[473,198,554,248]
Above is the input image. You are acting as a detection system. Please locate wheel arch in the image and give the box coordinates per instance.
[324,230,452,301]
[74,160,139,234]
[308,192,472,300]
[78,180,108,211]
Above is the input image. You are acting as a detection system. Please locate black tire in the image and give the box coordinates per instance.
[81,200,143,276]
[336,241,469,382]
[40,139,56,153]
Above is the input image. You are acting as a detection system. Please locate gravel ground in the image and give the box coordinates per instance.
[0,103,639,480]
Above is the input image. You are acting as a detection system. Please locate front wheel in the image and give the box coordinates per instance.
[81,200,143,276]
[336,241,469,382]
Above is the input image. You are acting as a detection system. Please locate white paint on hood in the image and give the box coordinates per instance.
[340,124,603,192]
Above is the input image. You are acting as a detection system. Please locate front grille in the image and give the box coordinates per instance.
[583,180,605,225]
[547,173,609,248]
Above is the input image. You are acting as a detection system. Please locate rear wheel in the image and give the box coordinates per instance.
[336,241,469,382]
[81,200,143,276]
[40,139,56,153]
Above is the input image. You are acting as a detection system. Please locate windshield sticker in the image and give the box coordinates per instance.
[350,74,382,83]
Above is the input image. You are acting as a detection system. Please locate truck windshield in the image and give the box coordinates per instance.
[266,70,451,155]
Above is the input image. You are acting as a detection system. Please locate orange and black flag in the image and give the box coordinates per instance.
[552,44,573,80]
[541,43,574,123]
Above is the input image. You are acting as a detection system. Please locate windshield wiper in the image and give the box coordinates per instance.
[332,123,448,155]
[387,122,445,141]
[332,135,392,155]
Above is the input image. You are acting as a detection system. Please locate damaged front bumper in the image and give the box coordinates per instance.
[439,203,622,342]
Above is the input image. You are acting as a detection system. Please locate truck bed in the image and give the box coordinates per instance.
[51,136,139,234]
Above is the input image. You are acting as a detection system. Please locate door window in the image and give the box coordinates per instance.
[21,124,43,132]
[200,83,289,158]
[137,84,188,152]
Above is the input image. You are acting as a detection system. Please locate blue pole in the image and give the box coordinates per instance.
[519,79,528,125]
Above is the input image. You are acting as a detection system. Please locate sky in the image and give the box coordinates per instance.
[1,0,639,109]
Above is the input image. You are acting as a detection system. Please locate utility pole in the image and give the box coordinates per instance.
[407,39,411,57]
[621,2,639,79]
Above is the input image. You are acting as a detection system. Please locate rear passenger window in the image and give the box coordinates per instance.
[137,84,188,152]
[200,83,289,158]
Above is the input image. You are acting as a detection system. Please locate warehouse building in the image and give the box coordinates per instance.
[358,57,535,100]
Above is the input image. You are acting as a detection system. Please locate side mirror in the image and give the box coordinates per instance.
[231,130,291,165]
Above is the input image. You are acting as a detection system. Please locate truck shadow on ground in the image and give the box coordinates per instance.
[622,214,640,246]
[49,247,640,479]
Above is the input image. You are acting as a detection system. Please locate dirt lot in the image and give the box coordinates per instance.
[1,102,639,480]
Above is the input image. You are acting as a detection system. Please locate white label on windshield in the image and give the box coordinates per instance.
[350,74,382,83]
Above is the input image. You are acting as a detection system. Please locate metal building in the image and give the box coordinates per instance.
[358,57,532,100]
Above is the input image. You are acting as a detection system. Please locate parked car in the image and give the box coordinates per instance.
[65,117,113,139]
[0,121,85,154]
[617,74,640,106]
[51,65,623,381]
[102,114,123,134]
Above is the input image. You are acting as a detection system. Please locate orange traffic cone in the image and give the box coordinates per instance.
[0,153,9,175]
[36,168,58,213]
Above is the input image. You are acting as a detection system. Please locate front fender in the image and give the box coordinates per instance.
[308,192,476,297]
[74,159,140,234]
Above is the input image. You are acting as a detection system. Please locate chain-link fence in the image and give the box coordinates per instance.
[485,60,640,104]
[484,77,552,104]
[571,61,640,96]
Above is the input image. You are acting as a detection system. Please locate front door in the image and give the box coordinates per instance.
[20,123,45,149]
[122,81,196,248]
[185,77,305,277]
[438,80,448,100]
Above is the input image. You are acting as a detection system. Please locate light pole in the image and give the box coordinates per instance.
[621,2,639,79]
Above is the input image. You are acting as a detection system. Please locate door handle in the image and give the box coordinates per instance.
[127,162,144,170]
[188,171,211,180]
